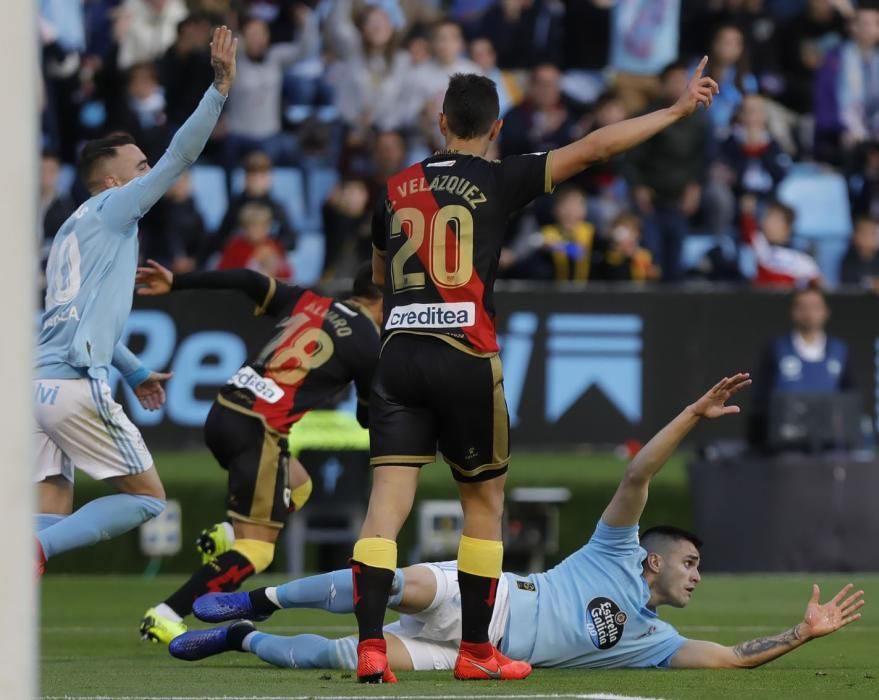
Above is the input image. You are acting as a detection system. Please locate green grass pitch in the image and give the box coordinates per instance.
[41,573,878,699]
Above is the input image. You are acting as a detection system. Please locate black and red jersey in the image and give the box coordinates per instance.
[372,150,553,355]
[173,270,379,433]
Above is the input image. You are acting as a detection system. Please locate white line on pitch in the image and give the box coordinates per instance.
[43,695,666,700]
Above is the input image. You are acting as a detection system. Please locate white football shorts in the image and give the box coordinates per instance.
[34,378,153,482]
[384,561,510,671]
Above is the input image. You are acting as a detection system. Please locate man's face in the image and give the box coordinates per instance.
[791,291,829,333]
[852,10,879,48]
[245,169,272,196]
[853,220,879,258]
[652,540,702,609]
[555,192,587,230]
[739,94,767,130]
[470,38,496,72]
[243,20,270,58]
[531,66,561,110]
[106,144,150,188]
[374,133,405,175]
[433,24,464,66]
[762,207,792,245]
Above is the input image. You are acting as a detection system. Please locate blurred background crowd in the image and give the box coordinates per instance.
[38,0,879,289]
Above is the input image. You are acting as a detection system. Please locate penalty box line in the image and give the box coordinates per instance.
[43,694,668,700]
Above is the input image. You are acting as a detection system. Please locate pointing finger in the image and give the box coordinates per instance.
[810,584,821,605]
[694,55,708,79]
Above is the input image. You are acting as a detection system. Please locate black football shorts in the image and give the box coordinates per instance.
[369,333,510,483]
[204,399,290,528]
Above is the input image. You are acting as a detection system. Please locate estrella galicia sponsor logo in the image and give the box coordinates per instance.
[586,597,627,650]
[516,580,536,592]
[385,302,475,330]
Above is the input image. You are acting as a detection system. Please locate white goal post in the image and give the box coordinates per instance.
[0,0,38,697]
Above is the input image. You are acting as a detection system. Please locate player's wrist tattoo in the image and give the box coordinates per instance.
[733,625,805,662]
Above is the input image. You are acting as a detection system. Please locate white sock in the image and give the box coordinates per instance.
[154,602,183,623]
[265,586,281,608]
[241,631,258,652]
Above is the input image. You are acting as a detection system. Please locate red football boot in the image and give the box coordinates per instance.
[454,642,532,680]
[357,639,397,683]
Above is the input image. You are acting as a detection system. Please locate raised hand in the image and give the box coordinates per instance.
[210,25,238,96]
[672,56,720,119]
[689,373,751,419]
[802,584,865,639]
[134,371,173,411]
[136,259,174,296]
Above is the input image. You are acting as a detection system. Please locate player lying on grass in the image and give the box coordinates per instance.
[134,260,382,643]
[34,27,236,576]
[169,373,865,671]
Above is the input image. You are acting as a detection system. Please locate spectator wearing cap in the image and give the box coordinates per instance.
[214,151,298,258]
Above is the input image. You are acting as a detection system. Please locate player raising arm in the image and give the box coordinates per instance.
[34,27,236,575]
[358,57,719,684]
[168,372,863,674]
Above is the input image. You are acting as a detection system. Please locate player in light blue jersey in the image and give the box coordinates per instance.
[34,26,238,575]
[169,373,864,671]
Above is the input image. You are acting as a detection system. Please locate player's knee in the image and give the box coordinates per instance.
[135,494,166,520]
[290,477,312,512]
[233,538,275,574]
[459,478,505,517]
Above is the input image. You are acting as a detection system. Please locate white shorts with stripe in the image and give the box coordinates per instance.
[34,378,153,482]
[383,561,510,671]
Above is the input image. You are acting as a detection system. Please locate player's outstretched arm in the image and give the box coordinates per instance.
[670,584,865,669]
[549,57,719,186]
[601,374,750,528]
[136,259,283,310]
[103,27,237,226]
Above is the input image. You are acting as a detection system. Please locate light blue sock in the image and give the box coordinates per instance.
[35,514,65,532]
[273,567,405,612]
[245,632,355,670]
[37,494,165,559]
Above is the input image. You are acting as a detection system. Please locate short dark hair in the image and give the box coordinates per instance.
[640,526,703,554]
[790,284,825,304]
[442,73,499,139]
[79,132,136,191]
[351,261,382,300]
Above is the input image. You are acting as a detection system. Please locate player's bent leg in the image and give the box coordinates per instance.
[38,469,165,562]
[353,466,419,683]
[143,520,278,642]
[36,475,73,534]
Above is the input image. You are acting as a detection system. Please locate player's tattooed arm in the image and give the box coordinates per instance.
[671,583,864,669]
[211,26,237,96]
[731,625,806,667]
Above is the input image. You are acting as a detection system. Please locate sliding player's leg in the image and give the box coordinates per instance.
[141,404,295,643]
[35,379,165,573]
[194,562,437,623]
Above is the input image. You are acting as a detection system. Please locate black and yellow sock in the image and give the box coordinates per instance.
[164,539,274,618]
[351,537,397,642]
[457,535,503,647]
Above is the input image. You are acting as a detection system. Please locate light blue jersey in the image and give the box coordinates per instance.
[36,86,226,387]
[500,520,686,669]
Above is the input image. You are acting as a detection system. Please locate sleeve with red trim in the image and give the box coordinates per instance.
[498,151,555,213]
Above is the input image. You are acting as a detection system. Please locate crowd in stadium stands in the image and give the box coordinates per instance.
[38,0,879,289]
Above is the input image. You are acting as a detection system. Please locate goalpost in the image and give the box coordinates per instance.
[0,0,38,697]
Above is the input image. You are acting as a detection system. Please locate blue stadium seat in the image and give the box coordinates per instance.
[777,169,852,240]
[231,166,306,231]
[304,167,338,232]
[56,164,76,197]
[290,232,325,286]
[190,165,228,233]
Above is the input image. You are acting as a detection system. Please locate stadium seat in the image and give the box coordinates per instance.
[56,164,76,197]
[190,165,229,233]
[777,169,852,240]
[231,166,306,231]
[304,167,338,232]
[290,232,325,286]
